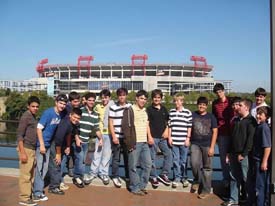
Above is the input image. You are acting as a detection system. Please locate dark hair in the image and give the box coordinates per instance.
[254,87,267,97]
[231,96,242,104]
[151,89,163,99]
[116,88,128,96]
[241,98,253,110]
[257,106,271,119]
[136,90,148,98]
[85,92,96,100]
[69,91,80,101]
[100,89,111,97]
[28,96,40,105]
[197,96,208,105]
[213,83,224,93]
[56,94,68,103]
[71,107,82,116]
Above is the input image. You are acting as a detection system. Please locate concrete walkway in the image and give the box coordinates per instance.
[0,168,224,206]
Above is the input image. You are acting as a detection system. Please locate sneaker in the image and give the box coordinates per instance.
[198,193,210,199]
[72,177,85,188]
[157,174,171,186]
[83,174,96,185]
[48,187,65,195]
[112,177,122,188]
[191,183,199,192]
[19,199,37,206]
[99,175,110,185]
[60,182,69,190]
[132,190,145,196]
[172,181,178,188]
[150,177,160,187]
[182,179,189,187]
[33,194,48,202]
[221,201,239,206]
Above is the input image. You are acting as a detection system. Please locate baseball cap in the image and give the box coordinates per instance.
[55,94,68,103]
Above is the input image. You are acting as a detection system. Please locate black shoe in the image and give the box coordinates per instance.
[221,200,239,206]
[140,189,149,195]
[48,188,65,195]
[72,177,85,188]
[150,177,160,187]
[157,174,171,186]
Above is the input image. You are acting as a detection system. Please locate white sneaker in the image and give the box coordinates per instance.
[60,182,69,190]
[112,177,122,188]
[182,179,189,187]
[172,181,178,188]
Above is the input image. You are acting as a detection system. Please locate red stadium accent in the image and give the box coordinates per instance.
[190,56,209,76]
[77,56,94,77]
[131,54,148,76]
[36,58,48,73]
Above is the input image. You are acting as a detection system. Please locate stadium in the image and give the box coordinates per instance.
[36,55,232,96]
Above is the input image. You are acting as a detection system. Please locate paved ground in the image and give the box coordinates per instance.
[0,168,225,206]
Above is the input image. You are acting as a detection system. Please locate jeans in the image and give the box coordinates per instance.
[111,138,129,178]
[33,147,50,196]
[229,154,249,202]
[61,146,74,177]
[73,142,89,178]
[90,135,112,176]
[172,144,189,182]
[128,142,152,193]
[150,138,172,178]
[190,144,212,193]
[48,142,62,189]
[217,135,230,182]
[249,160,270,206]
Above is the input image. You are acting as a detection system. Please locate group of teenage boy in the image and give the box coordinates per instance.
[17,84,271,206]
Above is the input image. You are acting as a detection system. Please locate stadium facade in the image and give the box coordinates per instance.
[3,55,231,95]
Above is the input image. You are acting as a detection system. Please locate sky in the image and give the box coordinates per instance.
[0,0,271,92]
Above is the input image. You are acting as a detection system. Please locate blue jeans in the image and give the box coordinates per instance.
[128,142,152,193]
[218,135,230,181]
[48,142,62,189]
[90,135,112,176]
[150,138,172,178]
[172,144,189,182]
[190,144,212,193]
[111,138,129,178]
[73,142,89,178]
[229,154,249,202]
[33,147,50,196]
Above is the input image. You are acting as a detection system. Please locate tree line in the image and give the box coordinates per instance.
[0,89,270,120]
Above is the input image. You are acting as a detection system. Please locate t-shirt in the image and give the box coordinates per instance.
[253,122,271,161]
[54,116,78,147]
[168,107,192,145]
[147,105,169,138]
[109,102,131,138]
[132,104,148,143]
[191,111,217,147]
[37,107,64,148]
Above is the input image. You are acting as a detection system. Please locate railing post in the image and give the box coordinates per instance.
[271,0,275,205]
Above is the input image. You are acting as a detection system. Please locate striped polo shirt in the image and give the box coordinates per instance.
[132,104,148,143]
[169,108,192,145]
[79,106,100,143]
[109,102,131,138]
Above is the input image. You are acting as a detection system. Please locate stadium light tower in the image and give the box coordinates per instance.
[190,56,208,77]
[131,54,148,76]
[36,58,48,73]
[77,56,94,77]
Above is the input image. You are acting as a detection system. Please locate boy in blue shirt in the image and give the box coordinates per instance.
[250,106,271,206]
[33,94,68,202]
